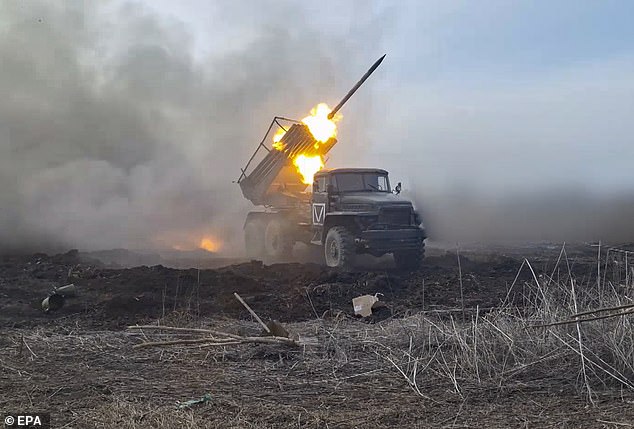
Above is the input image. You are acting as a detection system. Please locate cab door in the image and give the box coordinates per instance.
[311,175,328,226]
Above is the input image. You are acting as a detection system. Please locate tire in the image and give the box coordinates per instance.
[264,218,293,259]
[393,242,425,271]
[244,218,265,259]
[324,227,356,270]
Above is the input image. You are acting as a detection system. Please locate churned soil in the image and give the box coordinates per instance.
[1,243,632,428]
[0,246,545,329]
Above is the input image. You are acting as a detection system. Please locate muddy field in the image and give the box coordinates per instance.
[1,243,633,428]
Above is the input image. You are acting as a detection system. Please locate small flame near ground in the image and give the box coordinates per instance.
[157,232,223,253]
[273,103,341,185]
[199,237,222,252]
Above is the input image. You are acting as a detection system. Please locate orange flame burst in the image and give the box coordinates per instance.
[293,154,325,185]
[272,128,286,151]
[301,103,340,143]
[272,103,341,185]
[199,237,222,252]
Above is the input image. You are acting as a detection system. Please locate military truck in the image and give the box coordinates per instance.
[236,56,426,270]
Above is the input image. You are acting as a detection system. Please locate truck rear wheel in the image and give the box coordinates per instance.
[244,218,265,259]
[324,227,355,270]
[393,242,425,271]
[264,218,293,259]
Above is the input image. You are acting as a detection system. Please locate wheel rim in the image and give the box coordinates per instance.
[329,241,339,260]
[326,238,340,266]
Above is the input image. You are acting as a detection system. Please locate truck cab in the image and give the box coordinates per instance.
[311,168,426,269]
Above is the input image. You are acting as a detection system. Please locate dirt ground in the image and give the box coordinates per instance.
[1,243,633,428]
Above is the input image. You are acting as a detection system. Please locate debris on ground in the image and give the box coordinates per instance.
[41,283,78,313]
[41,293,65,313]
[177,393,212,410]
[234,292,272,333]
[352,293,384,317]
[127,324,315,349]
[265,319,290,338]
[54,283,77,297]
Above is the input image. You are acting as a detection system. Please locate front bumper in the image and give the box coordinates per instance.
[357,228,426,254]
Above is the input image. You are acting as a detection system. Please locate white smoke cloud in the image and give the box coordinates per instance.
[2,0,632,255]
[0,1,383,253]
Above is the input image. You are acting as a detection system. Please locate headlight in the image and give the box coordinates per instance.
[413,211,422,226]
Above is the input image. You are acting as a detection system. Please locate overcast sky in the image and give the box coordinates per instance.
[138,0,634,191]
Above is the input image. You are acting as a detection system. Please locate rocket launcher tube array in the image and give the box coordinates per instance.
[238,54,385,206]
[239,124,336,206]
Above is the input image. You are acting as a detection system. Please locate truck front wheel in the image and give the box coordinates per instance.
[324,227,355,270]
[393,243,425,271]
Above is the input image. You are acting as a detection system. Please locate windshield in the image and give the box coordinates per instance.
[333,173,390,192]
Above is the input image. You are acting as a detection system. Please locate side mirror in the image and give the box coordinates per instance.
[313,182,319,193]
[394,182,402,195]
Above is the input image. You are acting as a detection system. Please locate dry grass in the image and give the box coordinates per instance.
[367,244,634,402]
[1,244,633,427]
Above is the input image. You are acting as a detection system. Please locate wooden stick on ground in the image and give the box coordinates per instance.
[133,336,299,349]
[127,325,242,338]
[568,302,634,319]
[132,337,237,349]
[530,308,634,328]
[234,292,271,334]
[127,325,304,347]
